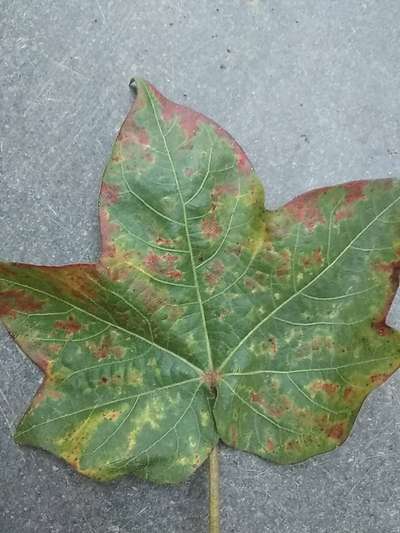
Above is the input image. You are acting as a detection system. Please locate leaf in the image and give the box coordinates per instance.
[1,79,400,483]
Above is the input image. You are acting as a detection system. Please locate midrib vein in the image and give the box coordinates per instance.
[219,192,400,371]
[143,84,213,371]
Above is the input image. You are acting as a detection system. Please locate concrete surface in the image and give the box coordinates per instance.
[1,1,400,532]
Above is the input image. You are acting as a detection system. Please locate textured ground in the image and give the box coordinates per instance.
[1,1,400,532]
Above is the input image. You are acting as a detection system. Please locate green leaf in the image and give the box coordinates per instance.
[1,79,399,482]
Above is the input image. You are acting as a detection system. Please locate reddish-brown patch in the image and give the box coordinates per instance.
[343,387,354,401]
[100,376,109,384]
[326,422,346,440]
[144,251,162,272]
[91,335,125,359]
[250,391,286,418]
[276,249,291,278]
[370,373,391,385]
[143,252,182,280]
[117,112,150,146]
[212,183,238,200]
[0,289,43,319]
[285,188,327,231]
[101,183,120,205]
[147,83,204,139]
[205,260,225,287]
[310,380,339,396]
[54,316,81,334]
[302,248,324,268]
[133,278,168,313]
[265,438,276,452]
[201,214,222,240]
[342,180,368,204]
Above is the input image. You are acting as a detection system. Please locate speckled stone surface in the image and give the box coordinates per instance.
[1,1,400,532]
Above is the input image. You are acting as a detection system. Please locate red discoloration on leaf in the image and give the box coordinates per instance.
[117,112,150,146]
[201,214,222,240]
[0,289,43,318]
[144,251,161,271]
[148,82,254,176]
[149,83,204,139]
[302,248,324,268]
[205,260,224,287]
[89,334,124,360]
[309,380,340,396]
[285,188,327,231]
[326,422,346,440]
[101,183,120,205]
[250,391,286,418]
[342,180,368,204]
[54,316,81,334]
[143,252,182,280]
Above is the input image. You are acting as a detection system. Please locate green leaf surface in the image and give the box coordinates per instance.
[1,79,400,483]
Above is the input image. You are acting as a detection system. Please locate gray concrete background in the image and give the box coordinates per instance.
[1,1,400,531]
